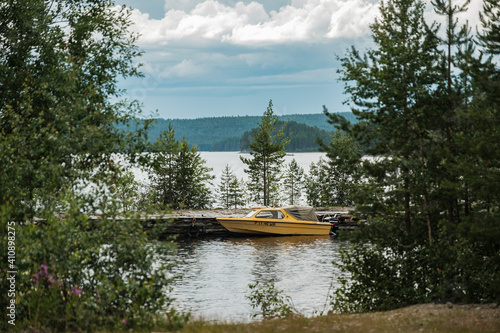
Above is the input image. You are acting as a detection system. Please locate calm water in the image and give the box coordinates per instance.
[133,151,326,184]
[200,151,326,181]
[130,151,327,206]
[168,235,348,322]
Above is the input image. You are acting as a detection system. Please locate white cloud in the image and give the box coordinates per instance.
[226,0,379,44]
[128,0,380,46]
[129,0,484,46]
[326,0,379,39]
[120,0,485,118]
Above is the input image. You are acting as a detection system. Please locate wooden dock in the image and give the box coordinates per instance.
[138,209,359,238]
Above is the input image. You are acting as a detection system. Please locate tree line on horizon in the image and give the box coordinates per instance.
[118,112,358,152]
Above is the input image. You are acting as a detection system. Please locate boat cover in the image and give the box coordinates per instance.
[282,205,319,222]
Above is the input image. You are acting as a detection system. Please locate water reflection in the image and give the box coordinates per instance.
[169,236,347,322]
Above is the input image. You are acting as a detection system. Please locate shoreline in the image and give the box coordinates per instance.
[178,303,500,333]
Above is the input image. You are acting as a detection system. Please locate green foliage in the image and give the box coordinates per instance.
[304,158,330,207]
[309,128,362,207]
[479,0,500,55]
[282,159,305,205]
[329,0,500,313]
[0,0,150,221]
[0,1,187,331]
[305,130,361,208]
[335,0,441,235]
[240,121,333,153]
[247,281,296,319]
[333,219,500,313]
[110,170,141,211]
[119,113,359,151]
[241,100,290,206]
[150,124,214,209]
[217,165,246,209]
[0,194,189,332]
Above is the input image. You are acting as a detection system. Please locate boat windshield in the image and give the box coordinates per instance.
[245,210,258,218]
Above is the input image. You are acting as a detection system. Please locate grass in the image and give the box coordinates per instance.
[175,303,500,333]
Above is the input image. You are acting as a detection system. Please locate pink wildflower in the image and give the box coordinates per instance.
[71,287,82,295]
[122,318,127,324]
[33,264,60,288]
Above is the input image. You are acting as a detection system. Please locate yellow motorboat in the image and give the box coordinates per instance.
[216,205,334,236]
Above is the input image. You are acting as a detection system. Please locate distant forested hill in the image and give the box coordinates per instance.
[122,112,356,151]
[239,121,333,152]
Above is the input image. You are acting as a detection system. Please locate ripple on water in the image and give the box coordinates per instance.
[168,236,347,322]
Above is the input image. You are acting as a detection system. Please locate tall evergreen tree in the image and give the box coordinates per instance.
[241,100,289,206]
[283,159,305,205]
[176,138,214,209]
[432,0,472,224]
[479,0,500,55]
[218,165,235,209]
[305,158,333,207]
[228,177,246,209]
[151,125,213,209]
[336,0,441,240]
[151,124,179,208]
[331,0,500,312]
[218,165,246,209]
[318,128,362,207]
[451,0,500,269]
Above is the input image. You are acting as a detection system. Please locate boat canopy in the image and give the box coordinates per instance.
[282,205,318,222]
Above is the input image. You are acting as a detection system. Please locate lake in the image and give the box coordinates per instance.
[200,151,327,181]
[133,151,326,183]
[132,152,347,321]
[130,151,327,206]
[168,235,348,322]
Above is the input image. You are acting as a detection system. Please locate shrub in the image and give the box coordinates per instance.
[0,194,188,332]
[247,281,296,319]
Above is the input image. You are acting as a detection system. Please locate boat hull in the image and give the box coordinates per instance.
[216,218,332,236]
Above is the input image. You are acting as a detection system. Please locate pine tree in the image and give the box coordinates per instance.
[331,0,500,311]
[241,100,290,206]
[336,0,441,240]
[304,160,322,207]
[228,177,246,209]
[432,0,473,224]
[320,130,361,207]
[282,159,304,205]
[218,166,246,209]
[479,0,500,54]
[151,124,179,208]
[305,158,332,207]
[151,125,213,209]
[218,164,235,209]
[176,138,214,209]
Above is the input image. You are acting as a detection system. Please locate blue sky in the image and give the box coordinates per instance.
[118,0,482,119]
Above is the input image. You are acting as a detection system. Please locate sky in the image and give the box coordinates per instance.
[117,0,483,119]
